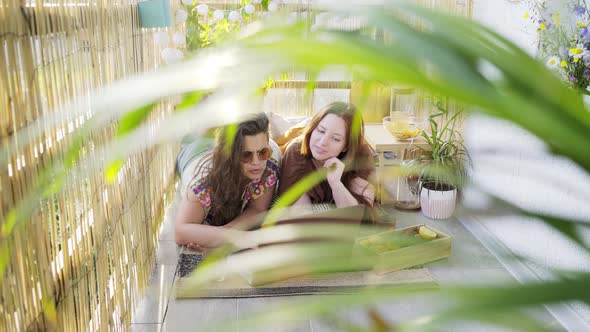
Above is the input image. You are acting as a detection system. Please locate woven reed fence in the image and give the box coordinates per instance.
[0,1,177,330]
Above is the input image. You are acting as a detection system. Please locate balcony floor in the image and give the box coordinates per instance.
[130,204,566,332]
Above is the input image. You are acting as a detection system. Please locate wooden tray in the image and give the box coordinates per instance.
[355,224,451,274]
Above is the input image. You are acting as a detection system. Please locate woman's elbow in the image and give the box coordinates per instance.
[357,188,375,207]
[174,222,187,245]
[364,190,376,207]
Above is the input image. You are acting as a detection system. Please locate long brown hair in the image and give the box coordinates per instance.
[300,102,375,206]
[194,113,270,226]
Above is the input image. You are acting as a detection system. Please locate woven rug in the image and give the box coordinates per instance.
[175,247,436,298]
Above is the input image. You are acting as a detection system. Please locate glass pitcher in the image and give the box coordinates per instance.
[390,86,416,116]
[391,149,425,210]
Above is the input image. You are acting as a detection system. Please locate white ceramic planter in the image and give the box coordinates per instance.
[420,187,457,220]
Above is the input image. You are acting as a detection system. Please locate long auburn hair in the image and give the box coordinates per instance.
[300,102,375,206]
[193,113,270,226]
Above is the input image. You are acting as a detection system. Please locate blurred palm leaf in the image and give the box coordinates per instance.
[3,1,590,330]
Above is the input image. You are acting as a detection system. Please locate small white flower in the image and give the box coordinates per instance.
[213,9,224,21]
[287,12,298,24]
[175,9,188,23]
[181,0,193,5]
[326,17,343,30]
[228,10,240,22]
[268,1,278,12]
[153,31,170,47]
[244,4,255,15]
[569,43,585,59]
[196,4,209,16]
[161,48,173,59]
[315,12,330,25]
[172,32,186,46]
[546,56,560,68]
[161,48,184,64]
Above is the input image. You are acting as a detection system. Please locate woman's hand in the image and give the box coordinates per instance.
[187,242,208,252]
[324,157,345,186]
[185,228,253,251]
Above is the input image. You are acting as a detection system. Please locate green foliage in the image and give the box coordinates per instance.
[116,103,156,137]
[176,90,210,112]
[6,1,590,330]
[261,0,270,10]
[525,0,590,92]
[106,102,156,183]
[184,4,243,51]
[222,123,238,157]
[105,159,125,183]
[406,103,470,191]
[263,168,330,226]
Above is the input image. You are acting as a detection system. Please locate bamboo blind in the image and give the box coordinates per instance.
[261,0,472,118]
[0,0,176,331]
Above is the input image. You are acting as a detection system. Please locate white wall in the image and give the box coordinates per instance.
[472,0,538,55]
[466,0,590,325]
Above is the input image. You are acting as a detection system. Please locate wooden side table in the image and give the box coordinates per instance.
[364,124,429,204]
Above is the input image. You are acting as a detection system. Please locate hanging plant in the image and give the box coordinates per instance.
[183,0,278,51]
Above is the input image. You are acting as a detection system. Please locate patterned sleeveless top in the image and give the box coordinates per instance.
[189,158,280,220]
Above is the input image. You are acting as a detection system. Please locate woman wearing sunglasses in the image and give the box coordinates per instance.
[174,113,280,249]
[278,102,376,209]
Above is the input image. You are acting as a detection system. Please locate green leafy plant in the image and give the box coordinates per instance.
[186,10,241,50]
[184,0,274,51]
[4,2,590,331]
[406,103,471,192]
[524,0,590,93]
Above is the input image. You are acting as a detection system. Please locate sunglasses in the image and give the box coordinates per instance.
[240,147,272,163]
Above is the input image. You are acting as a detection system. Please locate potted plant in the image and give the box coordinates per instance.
[406,104,471,219]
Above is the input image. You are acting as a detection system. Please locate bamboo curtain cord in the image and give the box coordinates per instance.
[1,0,175,331]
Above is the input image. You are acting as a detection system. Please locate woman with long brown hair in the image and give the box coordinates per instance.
[175,113,280,248]
[278,102,376,208]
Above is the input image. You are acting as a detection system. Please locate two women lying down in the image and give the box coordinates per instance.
[174,102,376,250]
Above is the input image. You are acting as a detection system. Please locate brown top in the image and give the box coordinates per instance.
[278,139,376,206]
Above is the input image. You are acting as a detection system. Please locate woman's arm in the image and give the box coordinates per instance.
[331,177,375,207]
[324,158,375,208]
[174,196,246,248]
[329,181,361,208]
[223,185,275,230]
[349,176,375,206]
[324,158,361,208]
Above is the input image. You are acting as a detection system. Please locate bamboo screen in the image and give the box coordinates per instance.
[0,1,176,331]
